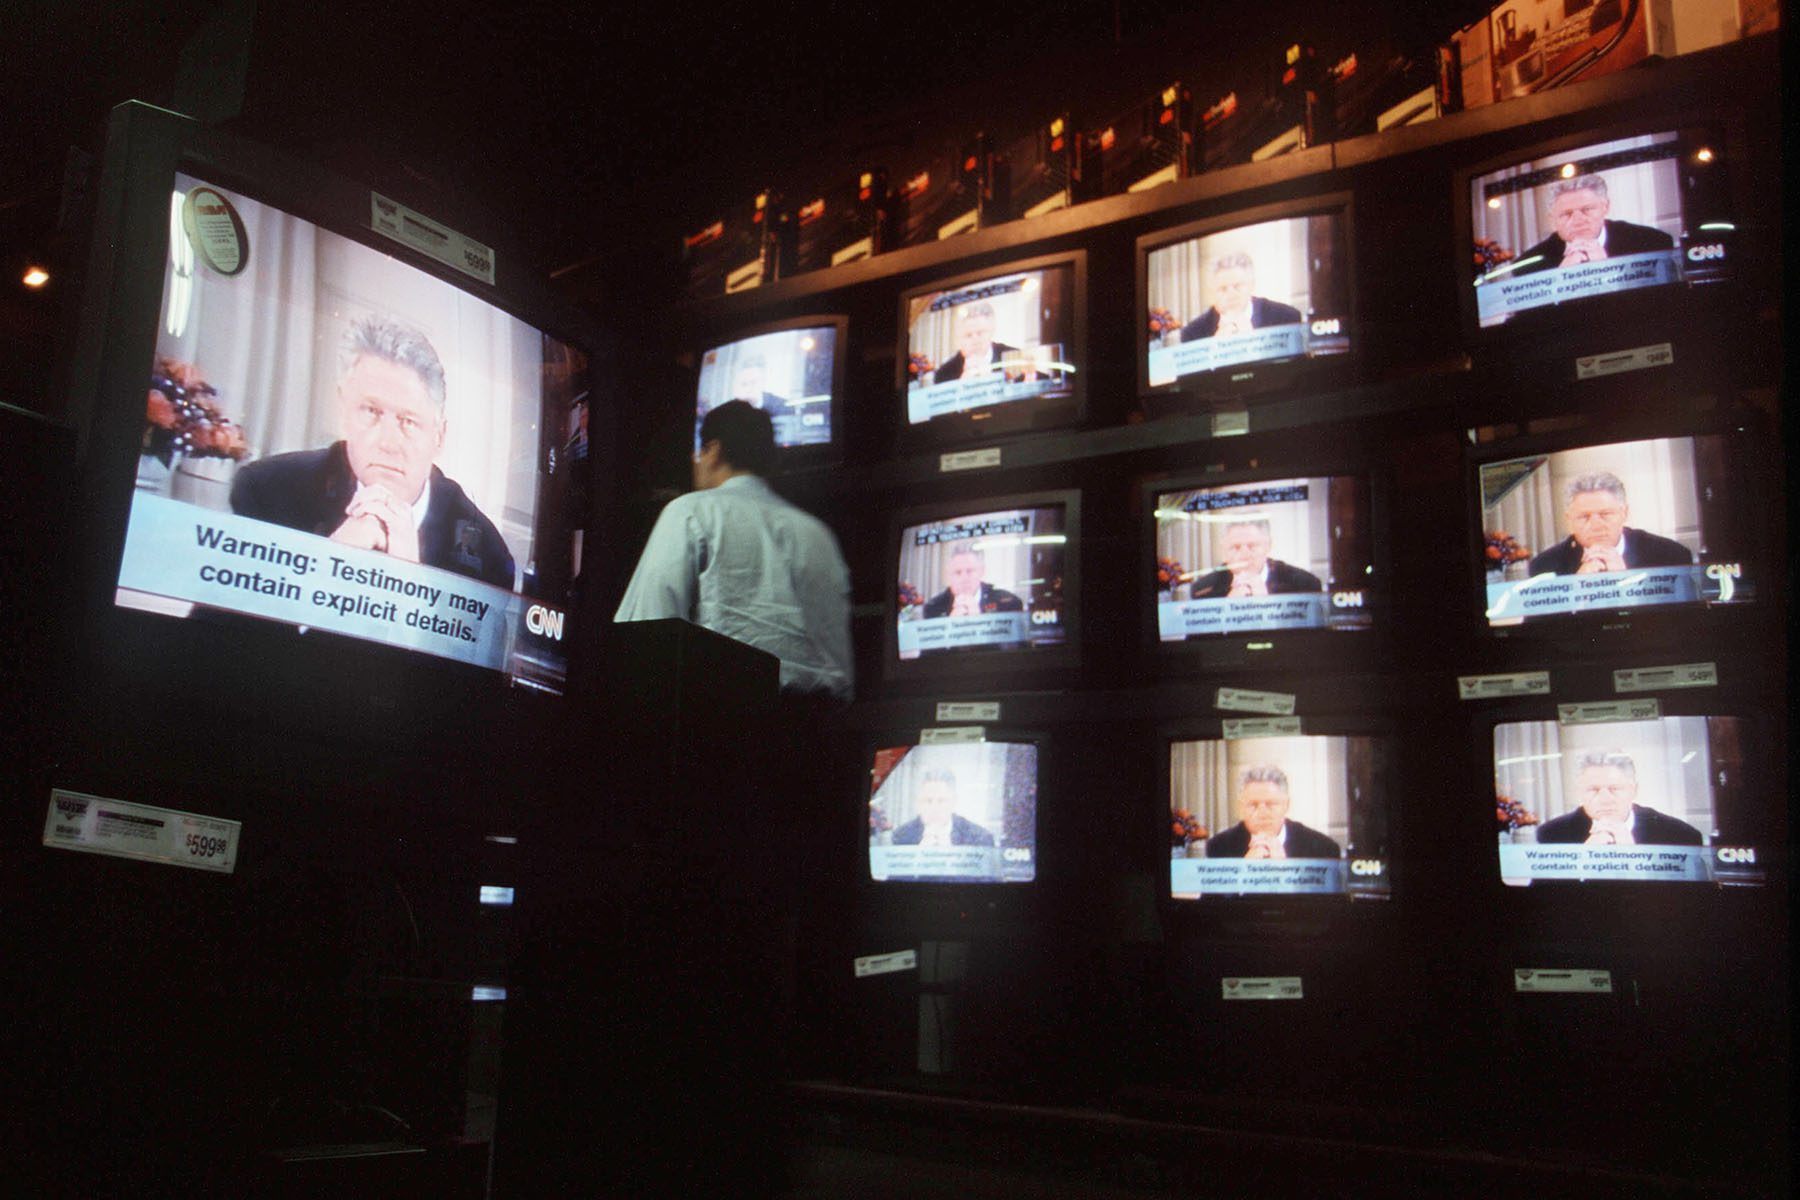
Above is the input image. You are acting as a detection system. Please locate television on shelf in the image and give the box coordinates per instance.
[1166,726,1390,904]
[67,103,600,721]
[887,490,1079,687]
[1147,467,1376,667]
[1492,712,1767,889]
[1472,422,1759,640]
[693,314,846,460]
[1460,123,1736,339]
[866,734,1040,886]
[896,251,1085,447]
[1136,193,1353,411]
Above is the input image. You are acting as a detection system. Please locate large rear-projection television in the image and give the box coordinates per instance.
[693,315,846,459]
[1137,193,1352,411]
[887,490,1079,686]
[897,251,1084,447]
[1460,124,1736,337]
[1166,730,1390,903]
[867,736,1039,885]
[1492,713,1766,888]
[66,104,599,727]
[1474,426,1758,637]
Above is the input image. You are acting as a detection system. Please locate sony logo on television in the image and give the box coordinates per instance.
[525,605,565,640]
[1717,847,1757,864]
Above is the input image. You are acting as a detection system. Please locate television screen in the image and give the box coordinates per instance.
[1169,734,1388,899]
[1469,128,1733,328]
[1494,715,1763,886]
[1478,434,1752,627]
[868,739,1037,884]
[1154,475,1372,641]
[902,260,1078,430]
[695,321,840,450]
[1143,208,1349,392]
[116,173,583,693]
[896,503,1067,660]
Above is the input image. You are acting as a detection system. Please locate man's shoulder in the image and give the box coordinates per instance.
[1626,527,1693,563]
[1255,296,1303,324]
[1535,810,1587,840]
[240,445,337,483]
[1269,559,1323,591]
[1607,219,1675,248]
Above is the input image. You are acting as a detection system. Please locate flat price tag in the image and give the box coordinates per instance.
[1457,671,1551,700]
[1215,686,1296,715]
[1613,662,1717,693]
[921,726,985,745]
[370,192,495,285]
[1514,968,1613,994]
[1222,976,1303,1000]
[935,701,1000,722]
[939,447,1002,472]
[854,950,918,978]
[43,789,240,874]
[1222,716,1303,739]
[1558,699,1661,725]
[1211,409,1250,438]
[1575,343,1672,380]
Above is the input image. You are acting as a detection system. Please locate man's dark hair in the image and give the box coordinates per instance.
[699,399,778,476]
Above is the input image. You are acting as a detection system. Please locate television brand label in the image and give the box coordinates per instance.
[935,701,1000,723]
[1557,699,1660,725]
[1221,716,1302,739]
[370,192,495,286]
[1221,976,1303,1001]
[1215,687,1296,716]
[1457,671,1551,700]
[939,447,1002,473]
[854,950,918,978]
[1575,342,1675,380]
[1514,968,1612,995]
[43,789,241,875]
[1613,662,1717,693]
[920,726,985,745]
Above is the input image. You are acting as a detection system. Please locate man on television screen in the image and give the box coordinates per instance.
[614,400,852,701]
[921,544,1025,617]
[889,768,996,848]
[1513,174,1675,274]
[1526,472,1693,576]
[230,315,516,590]
[1535,751,1705,846]
[1204,765,1341,859]
[932,300,1025,382]
[1178,251,1303,340]
[1186,520,1322,599]
[727,351,790,416]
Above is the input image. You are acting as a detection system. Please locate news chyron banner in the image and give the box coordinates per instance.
[118,494,561,678]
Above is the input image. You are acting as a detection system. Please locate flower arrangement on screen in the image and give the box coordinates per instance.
[1473,238,1516,276]
[1496,794,1540,832]
[897,581,923,619]
[145,357,248,465]
[1156,556,1187,591]
[906,353,935,382]
[1147,307,1180,340]
[1171,809,1208,848]
[1484,530,1531,567]
[869,802,892,839]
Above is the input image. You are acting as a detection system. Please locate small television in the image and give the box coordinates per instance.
[693,314,846,460]
[1460,123,1735,338]
[896,251,1085,447]
[887,490,1079,687]
[1137,193,1353,411]
[1492,713,1766,888]
[867,735,1039,886]
[1147,469,1375,667]
[1166,728,1390,904]
[1473,425,1759,638]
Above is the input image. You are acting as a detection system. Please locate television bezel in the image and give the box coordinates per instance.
[691,312,850,469]
[882,487,1082,691]
[1134,190,1358,414]
[892,249,1089,451]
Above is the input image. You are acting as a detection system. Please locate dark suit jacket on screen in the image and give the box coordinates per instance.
[1178,297,1304,341]
[1534,804,1705,846]
[921,582,1025,618]
[230,441,517,591]
[1526,528,1693,577]
[1513,219,1676,275]
[890,814,997,847]
[1186,559,1323,599]
[932,342,1019,383]
[1204,819,1341,859]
